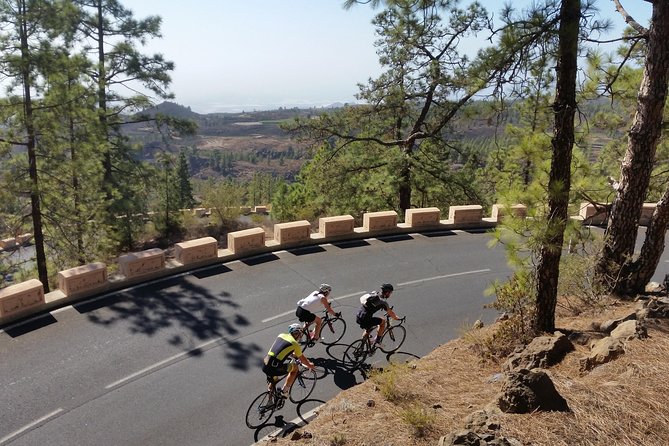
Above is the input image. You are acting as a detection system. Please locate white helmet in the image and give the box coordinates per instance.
[288,323,302,334]
[319,283,332,294]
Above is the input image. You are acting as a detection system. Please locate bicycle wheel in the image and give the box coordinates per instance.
[342,339,368,367]
[321,316,346,345]
[289,368,317,403]
[245,391,275,429]
[379,324,406,353]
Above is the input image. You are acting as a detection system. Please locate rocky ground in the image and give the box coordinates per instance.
[257,294,669,446]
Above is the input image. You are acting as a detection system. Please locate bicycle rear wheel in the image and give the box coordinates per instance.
[245,391,275,429]
[321,316,346,345]
[379,325,406,353]
[342,339,368,368]
[289,368,317,403]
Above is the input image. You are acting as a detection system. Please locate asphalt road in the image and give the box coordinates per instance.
[1,228,667,446]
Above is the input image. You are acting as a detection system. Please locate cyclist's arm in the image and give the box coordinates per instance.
[320,296,337,316]
[387,307,400,321]
[297,353,315,369]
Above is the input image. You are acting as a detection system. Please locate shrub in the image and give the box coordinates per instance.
[400,403,435,438]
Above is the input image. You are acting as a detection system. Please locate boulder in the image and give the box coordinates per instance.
[579,337,625,372]
[610,319,647,341]
[599,312,636,333]
[497,368,569,413]
[503,332,574,372]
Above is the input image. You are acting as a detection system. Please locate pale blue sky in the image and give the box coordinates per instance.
[123,1,652,114]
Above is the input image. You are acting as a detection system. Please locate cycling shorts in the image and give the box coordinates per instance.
[296,305,316,323]
[357,315,382,330]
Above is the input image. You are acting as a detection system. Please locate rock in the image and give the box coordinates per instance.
[567,330,606,346]
[599,312,637,333]
[610,319,647,340]
[366,399,375,407]
[497,368,570,413]
[473,319,484,329]
[580,337,625,372]
[503,333,574,372]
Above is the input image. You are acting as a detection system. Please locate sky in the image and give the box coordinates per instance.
[122,0,653,114]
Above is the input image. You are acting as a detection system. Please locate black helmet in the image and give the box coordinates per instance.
[380,283,394,293]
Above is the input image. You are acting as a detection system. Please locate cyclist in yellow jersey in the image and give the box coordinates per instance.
[262,323,315,397]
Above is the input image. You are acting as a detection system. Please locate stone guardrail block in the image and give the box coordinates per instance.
[578,202,608,225]
[274,220,312,245]
[193,207,208,217]
[363,211,398,232]
[319,215,355,237]
[118,248,165,279]
[0,279,45,317]
[175,237,218,265]
[254,205,268,214]
[404,207,441,227]
[639,203,657,226]
[491,204,527,222]
[228,227,266,254]
[448,205,483,225]
[0,237,17,250]
[57,262,108,297]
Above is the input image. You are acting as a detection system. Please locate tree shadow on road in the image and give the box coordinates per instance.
[72,273,264,371]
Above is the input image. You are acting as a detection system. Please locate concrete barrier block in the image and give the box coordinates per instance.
[274,221,312,245]
[0,279,45,317]
[578,202,608,225]
[174,237,218,265]
[639,203,657,226]
[228,227,266,254]
[491,204,527,222]
[193,207,207,217]
[448,205,483,225]
[319,215,355,237]
[254,205,268,214]
[0,237,17,250]
[118,248,165,279]
[405,207,441,227]
[57,262,108,297]
[16,233,33,245]
[363,211,398,232]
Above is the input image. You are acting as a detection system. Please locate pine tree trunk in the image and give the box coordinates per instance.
[399,148,412,213]
[534,0,579,333]
[596,1,669,293]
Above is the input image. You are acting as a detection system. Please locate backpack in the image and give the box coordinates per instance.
[359,291,379,308]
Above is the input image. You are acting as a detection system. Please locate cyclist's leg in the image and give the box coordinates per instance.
[375,317,386,341]
[313,315,323,339]
[281,362,297,394]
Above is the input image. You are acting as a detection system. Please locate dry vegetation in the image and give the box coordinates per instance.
[262,298,669,446]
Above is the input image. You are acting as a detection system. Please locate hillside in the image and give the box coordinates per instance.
[261,296,669,446]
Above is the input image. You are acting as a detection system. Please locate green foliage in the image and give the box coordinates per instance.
[330,434,347,446]
[399,403,435,438]
[369,363,409,403]
[200,179,245,225]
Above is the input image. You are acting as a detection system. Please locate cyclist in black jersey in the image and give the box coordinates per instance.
[262,323,315,397]
[356,283,400,344]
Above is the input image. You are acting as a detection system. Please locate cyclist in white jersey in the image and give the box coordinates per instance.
[295,284,338,341]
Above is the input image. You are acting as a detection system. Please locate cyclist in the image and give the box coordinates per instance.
[262,323,315,398]
[356,283,400,345]
[296,283,339,342]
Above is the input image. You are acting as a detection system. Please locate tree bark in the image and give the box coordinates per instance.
[533,0,579,333]
[595,0,669,294]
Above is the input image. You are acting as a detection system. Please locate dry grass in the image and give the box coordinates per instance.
[265,299,669,446]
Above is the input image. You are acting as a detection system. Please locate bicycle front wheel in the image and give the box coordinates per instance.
[321,316,346,345]
[342,339,368,368]
[379,325,406,353]
[289,368,317,403]
[245,391,275,429]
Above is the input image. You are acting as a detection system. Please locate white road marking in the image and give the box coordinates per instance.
[104,337,223,389]
[0,408,64,445]
[398,268,491,286]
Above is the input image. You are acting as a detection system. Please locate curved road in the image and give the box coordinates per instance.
[1,228,667,445]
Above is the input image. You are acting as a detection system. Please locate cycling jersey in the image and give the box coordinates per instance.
[358,291,389,318]
[266,333,302,365]
[297,291,325,313]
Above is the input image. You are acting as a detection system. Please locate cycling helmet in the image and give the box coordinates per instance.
[288,323,302,334]
[319,283,332,294]
[380,283,394,293]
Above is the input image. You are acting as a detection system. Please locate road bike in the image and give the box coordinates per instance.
[244,360,317,429]
[342,313,406,368]
[298,306,346,349]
